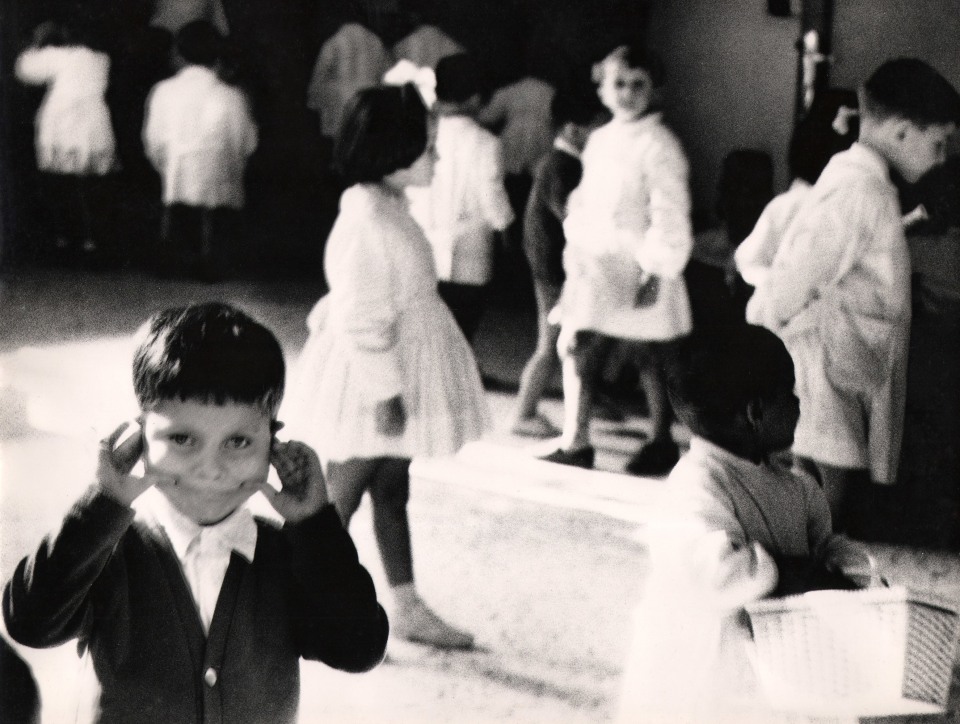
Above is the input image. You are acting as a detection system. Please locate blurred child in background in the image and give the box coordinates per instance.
[540,44,693,475]
[16,20,118,260]
[511,89,607,437]
[143,20,258,281]
[408,53,514,344]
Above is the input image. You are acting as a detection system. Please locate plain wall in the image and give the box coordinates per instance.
[831,0,960,94]
[646,0,799,221]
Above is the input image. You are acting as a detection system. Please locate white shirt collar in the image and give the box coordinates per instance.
[141,489,258,563]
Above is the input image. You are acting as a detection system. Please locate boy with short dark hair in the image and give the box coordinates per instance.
[747,58,960,533]
[407,52,514,342]
[510,89,608,437]
[3,303,388,724]
[143,21,258,280]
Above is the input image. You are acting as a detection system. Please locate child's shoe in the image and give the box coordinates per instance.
[536,445,595,469]
[510,413,561,438]
[625,438,679,476]
[393,596,474,650]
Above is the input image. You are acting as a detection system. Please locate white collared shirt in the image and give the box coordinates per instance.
[142,490,258,634]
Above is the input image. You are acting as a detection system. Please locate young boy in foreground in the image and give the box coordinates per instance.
[3,302,388,723]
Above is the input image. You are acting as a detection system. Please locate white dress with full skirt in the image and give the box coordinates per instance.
[286,183,490,463]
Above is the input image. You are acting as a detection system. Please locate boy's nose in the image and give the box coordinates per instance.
[193,454,228,482]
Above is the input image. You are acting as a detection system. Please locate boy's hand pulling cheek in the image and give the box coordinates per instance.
[97,421,174,506]
[262,440,329,523]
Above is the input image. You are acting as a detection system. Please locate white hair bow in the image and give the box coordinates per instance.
[383,59,437,109]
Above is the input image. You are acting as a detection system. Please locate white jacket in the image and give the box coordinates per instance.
[407,115,513,284]
[143,66,258,209]
[746,144,910,483]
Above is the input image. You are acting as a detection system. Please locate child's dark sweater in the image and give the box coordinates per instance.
[522,144,583,288]
[3,486,389,724]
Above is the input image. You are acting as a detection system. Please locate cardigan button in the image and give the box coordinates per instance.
[204,667,218,687]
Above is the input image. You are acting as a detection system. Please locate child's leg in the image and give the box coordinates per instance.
[794,456,871,535]
[638,355,672,443]
[371,457,473,649]
[536,331,611,467]
[513,282,561,434]
[626,342,681,476]
[559,337,597,451]
[369,457,413,587]
[325,457,381,527]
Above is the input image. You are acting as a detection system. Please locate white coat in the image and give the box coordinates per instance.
[307,23,394,139]
[143,66,258,209]
[559,113,693,341]
[746,144,910,484]
[15,45,117,176]
[407,115,513,284]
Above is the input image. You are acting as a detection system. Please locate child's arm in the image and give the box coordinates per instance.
[757,183,884,329]
[141,87,167,171]
[263,441,388,671]
[14,47,56,86]
[623,131,694,280]
[3,423,170,648]
[333,208,404,407]
[478,140,514,233]
[680,529,779,610]
[231,90,259,159]
[660,481,778,610]
[803,469,882,587]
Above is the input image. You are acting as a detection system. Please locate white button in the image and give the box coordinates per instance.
[204,667,218,687]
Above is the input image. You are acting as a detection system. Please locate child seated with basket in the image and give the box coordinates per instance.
[615,324,880,724]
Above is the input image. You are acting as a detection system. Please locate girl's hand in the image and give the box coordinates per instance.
[633,273,660,308]
[96,421,172,507]
[375,396,406,437]
[261,440,329,523]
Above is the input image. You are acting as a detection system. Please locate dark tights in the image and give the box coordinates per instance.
[326,457,413,586]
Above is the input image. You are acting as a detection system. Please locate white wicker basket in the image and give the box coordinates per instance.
[745,586,960,717]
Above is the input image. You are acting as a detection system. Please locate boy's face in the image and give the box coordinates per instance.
[891,121,955,183]
[598,62,653,121]
[142,399,272,525]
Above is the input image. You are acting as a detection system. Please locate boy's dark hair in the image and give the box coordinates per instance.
[667,325,794,440]
[860,58,960,128]
[434,53,485,104]
[333,83,428,185]
[133,303,285,416]
[31,21,70,48]
[176,20,222,68]
[592,44,665,88]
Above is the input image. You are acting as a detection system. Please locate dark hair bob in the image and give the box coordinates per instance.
[333,83,429,186]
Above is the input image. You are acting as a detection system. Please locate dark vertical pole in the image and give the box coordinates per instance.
[796,0,835,122]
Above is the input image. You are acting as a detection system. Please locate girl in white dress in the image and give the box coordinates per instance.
[287,84,489,650]
[540,45,694,475]
[16,21,118,255]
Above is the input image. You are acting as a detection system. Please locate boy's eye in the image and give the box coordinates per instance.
[169,433,193,446]
[225,436,252,450]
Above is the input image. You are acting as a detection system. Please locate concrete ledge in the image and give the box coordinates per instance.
[412,440,668,525]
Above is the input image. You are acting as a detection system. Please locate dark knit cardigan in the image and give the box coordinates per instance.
[522,146,584,288]
[3,486,389,724]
